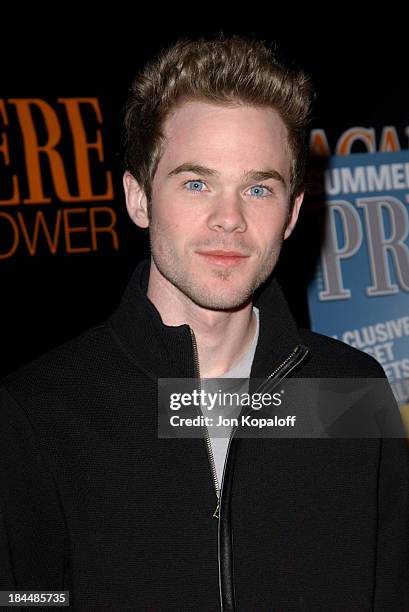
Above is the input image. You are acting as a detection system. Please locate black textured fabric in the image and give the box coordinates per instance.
[1,260,408,611]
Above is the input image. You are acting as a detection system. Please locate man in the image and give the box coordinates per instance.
[1,35,408,611]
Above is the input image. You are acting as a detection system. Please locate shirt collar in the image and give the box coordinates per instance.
[107,259,305,380]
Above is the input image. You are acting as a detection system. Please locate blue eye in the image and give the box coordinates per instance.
[185,180,206,192]
[248,185,271,198]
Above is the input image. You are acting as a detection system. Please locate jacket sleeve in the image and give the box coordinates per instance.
[374,435,409,611]
[0,502,15,588]
[0,384,68,590]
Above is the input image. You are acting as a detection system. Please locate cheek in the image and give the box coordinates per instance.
[252,214,287,245]
[151,216,186,248]
[152,194,193,228]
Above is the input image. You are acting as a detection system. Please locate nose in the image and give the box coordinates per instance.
[207,192,247,233]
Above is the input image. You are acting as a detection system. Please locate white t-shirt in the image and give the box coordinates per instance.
[200,307,259,489]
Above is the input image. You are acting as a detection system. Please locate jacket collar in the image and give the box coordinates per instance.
[107,259,305,380]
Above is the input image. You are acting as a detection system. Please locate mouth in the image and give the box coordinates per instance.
[195,250,250,267]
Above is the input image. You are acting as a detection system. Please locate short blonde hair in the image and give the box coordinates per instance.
[124,34,313,210]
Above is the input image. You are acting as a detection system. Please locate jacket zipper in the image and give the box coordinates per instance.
[189,331,309,612]
[190,331,309,519]
[190,328,220,516]
[251,344,310,396]
[217,343,310,611]
[218,343,310,506]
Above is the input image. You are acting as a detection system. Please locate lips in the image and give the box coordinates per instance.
[196,250,250,267]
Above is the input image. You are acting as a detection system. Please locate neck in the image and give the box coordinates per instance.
[147,262,257,378]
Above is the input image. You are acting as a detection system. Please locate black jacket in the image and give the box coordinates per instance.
[1,260,408,611]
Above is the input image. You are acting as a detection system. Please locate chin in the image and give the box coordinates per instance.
[153,255,273,310]
[183,283,255,311]
[191,297,251,312]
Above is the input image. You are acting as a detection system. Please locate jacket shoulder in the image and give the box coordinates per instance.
[298,328,387,378]
[1,322,116,392]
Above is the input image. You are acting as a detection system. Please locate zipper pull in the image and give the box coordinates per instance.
[213,498,220,519]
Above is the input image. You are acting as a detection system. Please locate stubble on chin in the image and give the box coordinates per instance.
[150,249,281,311]
[148,219,284,310]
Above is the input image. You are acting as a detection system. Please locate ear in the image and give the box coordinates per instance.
[284,192,304,240]
[123,171,150,228]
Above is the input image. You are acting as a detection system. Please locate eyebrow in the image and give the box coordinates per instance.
[167,163,286,186]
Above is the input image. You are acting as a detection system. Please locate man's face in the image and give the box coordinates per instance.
[125,100,303,310]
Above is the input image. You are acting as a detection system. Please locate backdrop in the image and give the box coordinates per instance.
[1,16,408,429]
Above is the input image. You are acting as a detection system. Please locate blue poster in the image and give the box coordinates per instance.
[307,151,409,424]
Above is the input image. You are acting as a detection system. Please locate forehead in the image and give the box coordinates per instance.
[157,100,291,180]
